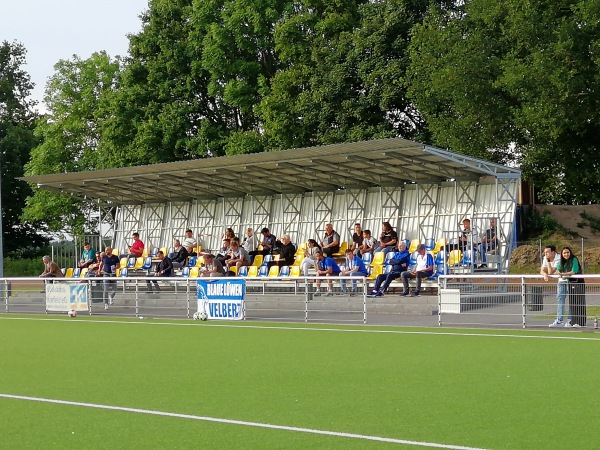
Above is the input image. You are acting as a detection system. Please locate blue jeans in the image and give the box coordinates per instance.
[340,272,368,291]
[374,245,395,255]
[556,281,571,322]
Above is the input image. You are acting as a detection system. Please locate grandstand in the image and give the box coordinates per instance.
[22,137,520,273]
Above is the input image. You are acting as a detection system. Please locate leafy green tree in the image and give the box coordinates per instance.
[259,0,434,151]
[23,52,121,233]
[0,41,48,255]
[407,0,600,203]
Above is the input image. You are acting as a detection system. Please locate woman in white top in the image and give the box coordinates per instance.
[300,239,321,276]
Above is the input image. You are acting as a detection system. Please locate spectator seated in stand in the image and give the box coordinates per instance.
[340,249,369,294]
[314,250,341,297]
[249,227,276,257]
[215,238,231,266]
[373,221,398,255]
[224,238,251,274]
[400,244,434,297]
[85,252,103,277]
[368,241,410,297]
[199,253,226,278]
[123,232,144,259]
[358,229,377,258]
[77,242,96,269]
[241,228,257,253]
[171,239,189,269]
[300,239,321,276]
[320,223,340,258]
[351,223,363,255]
[181,229,197,249]
[39,256,64,278]
[146,250,173,293]
[268,234,295,269]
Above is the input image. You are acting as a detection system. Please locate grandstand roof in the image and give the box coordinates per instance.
[21,138,520,205]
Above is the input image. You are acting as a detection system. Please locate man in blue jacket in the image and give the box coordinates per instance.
[368,241,410,297]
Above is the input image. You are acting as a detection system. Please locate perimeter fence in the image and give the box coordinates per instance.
[1,275,599,330]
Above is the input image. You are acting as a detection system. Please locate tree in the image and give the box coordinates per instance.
[258,0,434,151]
[407,0,600,203]
[23,52,121,234]
[0,41,48,255]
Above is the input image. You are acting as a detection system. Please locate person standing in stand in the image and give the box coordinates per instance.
[99,246,120,310]
[554,247,586,327]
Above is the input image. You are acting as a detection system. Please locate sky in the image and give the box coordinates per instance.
[0,0,149,111]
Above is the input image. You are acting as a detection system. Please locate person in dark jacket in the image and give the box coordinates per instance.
[171,239,189,268]
[368,241,410,297]
[147,251,173,293]
[268,235,296,269]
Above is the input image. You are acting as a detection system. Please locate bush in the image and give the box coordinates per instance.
[3,257,45,277]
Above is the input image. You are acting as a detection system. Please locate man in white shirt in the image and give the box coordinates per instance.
[182,229,197,249]
[540,244,559,282]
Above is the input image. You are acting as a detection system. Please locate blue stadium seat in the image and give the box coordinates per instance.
[424,238,435,252]
[237,266,249,277]
[384,252,397,265]
[361,252,373,264]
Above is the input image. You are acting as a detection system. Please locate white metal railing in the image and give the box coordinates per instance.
[437,274,599,329]
[3,275,599,329]
[0,276,370,324]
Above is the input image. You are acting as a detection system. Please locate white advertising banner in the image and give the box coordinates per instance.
[45,283,89,312]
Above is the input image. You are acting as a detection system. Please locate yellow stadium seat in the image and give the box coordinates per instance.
[332,241,349,257]
[189,267,199,278]
[295,242,307,255]
[366,265,383,280]
[115,268,121,277]
[408,239,420,253]
[79,268,88,278]
[292,254,304,266]
[142,247,149,257]
[120,257,128,268]
[434,237,447,254]
[64,268,74,278]
[251,255,263,267]
[448,250,463,266]
[247,266,258,277]
[229,266,238,275]
[195,256,204,267]
[290,266,301,277]
[371,251,385,266]
[268,266,279,277]
[134,257,144,269]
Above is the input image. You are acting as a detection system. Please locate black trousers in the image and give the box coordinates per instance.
[569,281,587,326]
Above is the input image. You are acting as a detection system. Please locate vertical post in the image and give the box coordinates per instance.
[521,276,526,329]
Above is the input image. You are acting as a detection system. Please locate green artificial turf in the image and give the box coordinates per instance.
[1,316,599,449]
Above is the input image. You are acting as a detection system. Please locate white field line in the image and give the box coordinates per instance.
[0,393,485,450]
[1,315,600,341]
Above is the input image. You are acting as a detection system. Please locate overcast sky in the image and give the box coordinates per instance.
[0,0,149,111]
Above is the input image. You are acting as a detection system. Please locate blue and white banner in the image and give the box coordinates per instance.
[45,283,89,312]
[197,279,245,320]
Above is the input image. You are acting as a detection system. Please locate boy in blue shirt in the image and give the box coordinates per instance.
[340,249,368,294]
[314,250,341,296]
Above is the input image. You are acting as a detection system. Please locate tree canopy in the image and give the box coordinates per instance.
[0,41,48,255]
[18,0,600,238]
[407,0,600,203]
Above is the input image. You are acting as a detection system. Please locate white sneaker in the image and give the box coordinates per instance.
[104,303,109,310]
[564,321,572,327]
[572,324,581,328]
[549,319,564,327]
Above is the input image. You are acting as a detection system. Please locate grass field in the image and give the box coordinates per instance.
[1,315,600,449]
